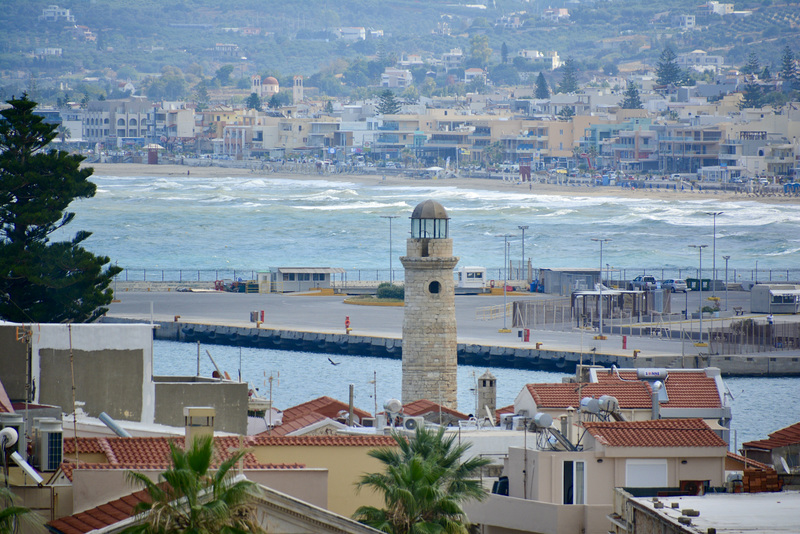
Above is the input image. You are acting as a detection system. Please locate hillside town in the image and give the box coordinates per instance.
[2,2,800,533]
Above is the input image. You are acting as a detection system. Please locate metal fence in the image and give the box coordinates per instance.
[709,320,800,354]
[115,266,800,285]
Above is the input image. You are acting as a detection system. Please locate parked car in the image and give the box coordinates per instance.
[629,275,658,290]
[663,279,688,292]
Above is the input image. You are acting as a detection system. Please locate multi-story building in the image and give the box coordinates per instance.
[83,99,151,146]
[381,68,413,88]
[657,123,725,173]
[39,5,75,23]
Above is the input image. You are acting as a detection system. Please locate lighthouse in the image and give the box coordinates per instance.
[400,200,459,409]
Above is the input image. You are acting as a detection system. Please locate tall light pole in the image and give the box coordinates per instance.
[690,244,708,347]
[723,255,731,312]
[706,211,723,297]
[518,225,529,283]
[380,215,399,284]
[591,238,611,340]
[498,233,514,332]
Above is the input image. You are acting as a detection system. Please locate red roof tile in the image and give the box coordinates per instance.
[281,396,372,424]
[593,369,722,408]
[63,436,304,471]
[402,399,469,420]
[583,418,727,448]
[526,382,653,409]
[260,412,330,437]
[0,379,13,414]
[742,421,800,450]
[250,435,397,447]
[47,484,162,534]
[726,451,771,471]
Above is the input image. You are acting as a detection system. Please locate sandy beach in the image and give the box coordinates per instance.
[85,163,799,205]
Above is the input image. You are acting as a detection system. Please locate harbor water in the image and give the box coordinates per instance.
[75,171,799,444]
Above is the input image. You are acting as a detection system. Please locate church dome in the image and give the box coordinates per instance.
[264,76,279,85]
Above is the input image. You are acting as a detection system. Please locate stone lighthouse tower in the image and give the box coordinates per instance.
[401,200,459,409]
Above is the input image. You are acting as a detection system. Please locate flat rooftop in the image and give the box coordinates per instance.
[633,491,800,533]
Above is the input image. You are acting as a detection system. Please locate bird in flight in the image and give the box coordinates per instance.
[328,357,341,365]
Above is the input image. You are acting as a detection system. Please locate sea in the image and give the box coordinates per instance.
[66,171,800,447]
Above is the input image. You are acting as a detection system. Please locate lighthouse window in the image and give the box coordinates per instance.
[428,281,441,294]
[411,218,449,239]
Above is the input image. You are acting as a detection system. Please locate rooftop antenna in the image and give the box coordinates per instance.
[264,370,280,432]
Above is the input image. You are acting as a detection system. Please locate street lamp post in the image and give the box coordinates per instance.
[380,215,399,284]
[498,233,514,332]
[591,238,611,340]
[723,255,731,312]
[518,225,529,283]
[706,211,723,297]
[690,244,709,346]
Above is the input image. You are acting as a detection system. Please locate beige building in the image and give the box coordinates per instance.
[466,419,728,534]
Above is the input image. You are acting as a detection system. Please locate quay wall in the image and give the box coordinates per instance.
[101,318,800,377]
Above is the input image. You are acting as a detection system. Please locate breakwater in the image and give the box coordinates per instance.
[101,318,800,376]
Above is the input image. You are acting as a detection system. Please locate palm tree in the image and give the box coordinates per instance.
[354,426,490,534]
[122,436,263,533]
[1,483,44,533]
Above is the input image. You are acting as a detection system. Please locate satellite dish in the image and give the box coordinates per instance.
[384,398,402,414]
[0,427,18,449]
[780,456,791,474]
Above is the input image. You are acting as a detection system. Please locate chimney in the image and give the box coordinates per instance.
[184,407,215,448]
[651,381,663,420]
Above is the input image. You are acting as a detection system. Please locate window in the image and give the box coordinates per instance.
[563,460,585,504]
[298,273,310,281]
[625,459,667,488]
[282,273,295,281]
[312,273,325,281]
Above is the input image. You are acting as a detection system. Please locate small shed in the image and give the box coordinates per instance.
[750,284,800,314]
[269,267,345,293]
[539,268,600,296]
[457,266,487,288]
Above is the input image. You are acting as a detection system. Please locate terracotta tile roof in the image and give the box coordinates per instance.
[402,399,469,420]
[250,435,397,447]
[526,382,653,409]
[0,379,13,413]
[583,418,727,448]
[260,412,330,437]
[62,436,304,473]
[742,421,800,451]
[47,485,154,534]
[726,451,771,471]
[281,396,372,424]
[593,369,722,408]
[495,404,514,424]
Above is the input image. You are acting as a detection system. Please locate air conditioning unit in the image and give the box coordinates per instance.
[361,417,376,428]
[35,418,63,472]
[403,416,425,431]
[500,413,515,430]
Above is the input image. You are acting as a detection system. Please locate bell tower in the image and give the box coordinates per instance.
[401,200,459,409]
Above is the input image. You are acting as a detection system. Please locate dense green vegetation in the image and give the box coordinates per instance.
[2,0,798,104]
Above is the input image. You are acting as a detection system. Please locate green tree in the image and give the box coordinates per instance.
[195,81,210,111]
[268,93,281,109]
[557,105,575,120]
[469,35,491,68]
[656,46,682,86]
[122,436,263,534]
[620,82,643,109]
[324,100,334,114]
[215,65,234,86]
[354,426,490,534]
[245,92,261,111]
[0,95,122,323]
[739,82,763,109]
[377,90,401,115]
[742,52,760,75]
[501,42,509,64]
[557,57,579,93]
[535,72,550,99]
[780,46,796,88]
